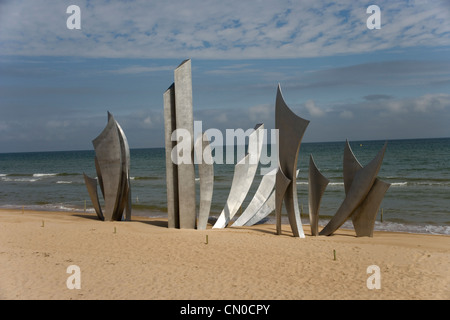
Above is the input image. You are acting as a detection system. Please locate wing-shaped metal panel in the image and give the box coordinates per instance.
[275,84,310,237]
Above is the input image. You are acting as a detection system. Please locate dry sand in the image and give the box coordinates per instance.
[0,208,448,300]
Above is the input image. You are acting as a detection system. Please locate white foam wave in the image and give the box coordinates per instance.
[391,182,407,186]
[56,181,72,184]
[33,173,57,177]
[315,219,450,235]
[1,177,38,182]
[296,181,344,186]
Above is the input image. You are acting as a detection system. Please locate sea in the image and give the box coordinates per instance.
[0,137,449,235]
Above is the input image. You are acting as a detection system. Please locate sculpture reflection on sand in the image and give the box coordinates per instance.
[83,112,131,221]
[160,59,390,237]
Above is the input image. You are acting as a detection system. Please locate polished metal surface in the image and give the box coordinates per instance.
[351,179,390,237]
[275,84,310,237]
[83,173,104,221]
[174,59,196,229]
[213,123,265,229]
[275,166,291,235]
[85,112,131,221]
[116,120,131,221]
[319,142,388,236]
[244,191,275,226]
[195,132,214,230]
[343,141,391,237]
[308,155,329,236]
[232,168,277,227]
[91,113,124,221]
[163,84,179,228]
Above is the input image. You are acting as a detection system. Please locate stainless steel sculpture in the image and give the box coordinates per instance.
[308,155,329,236]
[342,141,391,237]
[163,84,179,228]
[244,191,275,226]
[232,168,277,227]
[275,166,292,234]
[83,112,131,221]
[352,179,390,237]
[83,173,104,220]
[213,123,265,229]
[116,120,132,221]
[319,141,388,236]
[275,84,310,238]
[195,132,214,230]
[163,59,197,229]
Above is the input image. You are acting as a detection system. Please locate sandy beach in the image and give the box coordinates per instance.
[0,208,448,300]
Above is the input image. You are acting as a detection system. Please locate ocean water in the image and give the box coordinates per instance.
[0,137,449,235]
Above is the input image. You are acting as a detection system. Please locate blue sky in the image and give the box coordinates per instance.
[0,0,449,152]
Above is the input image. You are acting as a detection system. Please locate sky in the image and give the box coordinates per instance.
[0,0,449,153]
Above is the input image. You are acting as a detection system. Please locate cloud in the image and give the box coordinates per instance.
[248,104,273,123]
[1,0,449,59]
[374,93,450,115]
[304,99,325,117]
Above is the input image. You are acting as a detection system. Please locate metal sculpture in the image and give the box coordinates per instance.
[342,141,391,237]
[319,141,388,236]
[163,84,179,228]
[232,168,277,227]
[213,123,265,229]
[275,84,310,238]
[244,191,275,226]
[164,59,196,229]
[83,173,104,221]
[352,179,390,237]
[308,155,329,236]
[83,112,131,221]
[195,132,214,230]
[275,166,292,234]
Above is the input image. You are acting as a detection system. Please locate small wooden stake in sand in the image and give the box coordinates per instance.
[114,226,117,234]
[205,235,208,245]
[41,220,45,228]
[333,249,337,261]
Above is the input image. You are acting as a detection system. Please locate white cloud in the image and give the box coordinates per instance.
[1,0,449,59]
[248,104,272,123]
[368,93,450,115]
[305,99,325,117]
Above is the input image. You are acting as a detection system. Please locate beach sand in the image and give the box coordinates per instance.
[0,208,448,300]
